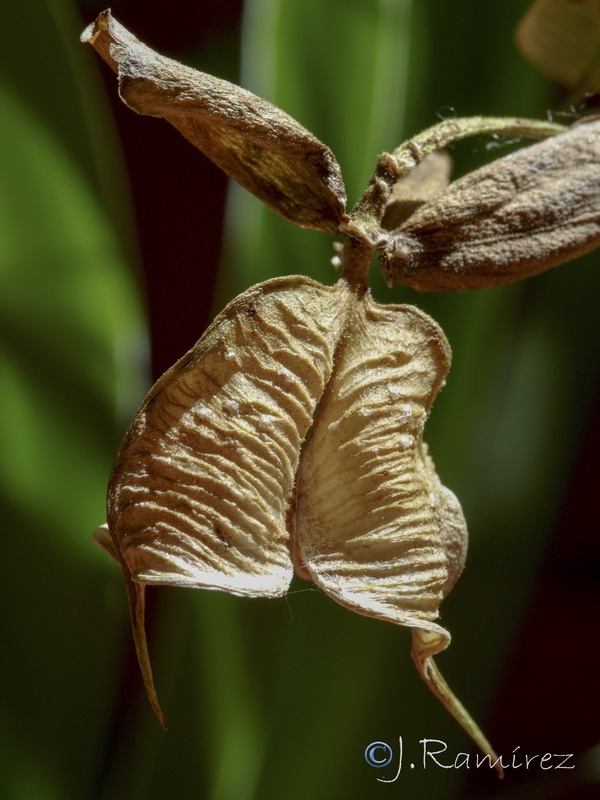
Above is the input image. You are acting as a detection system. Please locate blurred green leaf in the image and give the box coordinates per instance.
[4,1,598,799]
[0,0,146,797]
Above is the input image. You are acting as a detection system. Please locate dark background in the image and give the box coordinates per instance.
[1,0,599,797]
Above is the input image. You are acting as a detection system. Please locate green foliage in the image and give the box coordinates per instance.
[3,0,598,798]
[0,0,146,797]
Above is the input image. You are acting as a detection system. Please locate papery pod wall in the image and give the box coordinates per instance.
[3,1,599,799]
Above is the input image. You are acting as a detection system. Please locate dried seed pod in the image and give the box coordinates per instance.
[382,150,453,230]
[77,13,583,772]
[516,0,600,92]
[101,277,343,596]
[379,118,600,290]
[294,293,456,631]
[81,11,347,234]
[346,115,565,248]
[291,288,498,769]
[95,276,343,726]
[94,270,499,765]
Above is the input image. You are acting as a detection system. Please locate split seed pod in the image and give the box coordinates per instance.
[94,275,469,743]
[84,10,600,775]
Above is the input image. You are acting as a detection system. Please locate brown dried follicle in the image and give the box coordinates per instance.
[516,0,600,97]
[93,264,492,759]
[80,11,347,234]
[85,10,600,774]
[379,119,600,290]
[94,272,475,738]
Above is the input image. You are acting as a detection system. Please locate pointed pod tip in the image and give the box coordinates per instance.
[80,8,110,43]
[80,10,123,74]
[411,628,503,778]
[156,704,169,731]
[125,574,169,730]
[80,9,347,233]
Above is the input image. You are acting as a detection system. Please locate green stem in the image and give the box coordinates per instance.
[391,116,566,170]
[347,115,567,249]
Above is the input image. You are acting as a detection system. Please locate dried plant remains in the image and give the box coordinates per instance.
[84,10,600,776]
[517,0,600,95]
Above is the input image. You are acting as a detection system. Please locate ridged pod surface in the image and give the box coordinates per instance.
[83,11,600,770]
[295,291,463,637]
[98,274,460,603]
[93,274,483,752]
[105,277,344,596]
